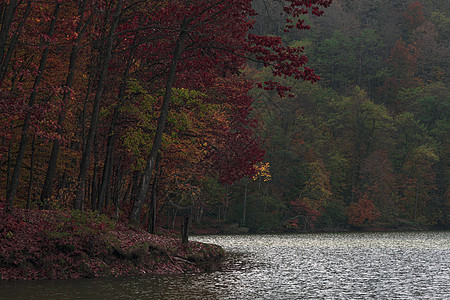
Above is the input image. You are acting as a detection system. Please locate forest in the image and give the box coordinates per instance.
[0,0,448,235]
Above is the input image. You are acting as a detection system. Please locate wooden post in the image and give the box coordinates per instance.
[182,214,190,244]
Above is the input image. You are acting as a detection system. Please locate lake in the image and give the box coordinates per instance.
[1,231,449,299]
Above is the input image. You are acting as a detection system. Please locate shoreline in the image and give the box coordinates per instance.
[190,222,448,236]
[0,207,224,281]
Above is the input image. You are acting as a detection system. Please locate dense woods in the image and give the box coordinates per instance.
[0,0,448,236]
[240,0,449,231]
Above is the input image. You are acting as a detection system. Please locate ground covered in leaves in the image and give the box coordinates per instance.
[0,206,224,280]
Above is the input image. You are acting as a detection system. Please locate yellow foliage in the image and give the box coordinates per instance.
[253,162,271,181]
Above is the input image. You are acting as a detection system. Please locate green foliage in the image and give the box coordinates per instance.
[318,200,347,228]
[241,42,448,230]
[193,0,449,231]
[121,80,211,169]
[430,10,450,43]
[199,177,226,208]
[247,194,286,232]
[121,80,159,169]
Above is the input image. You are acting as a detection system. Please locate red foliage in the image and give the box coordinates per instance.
[290,198,321,218]
[388,39,420,77]
[402,1,426,32]
[208,77,265,184]
[381,38,422,107]
[347,194,381,226]
[0,0,333,221]
[288,198,322,229]
[0,205,112,280]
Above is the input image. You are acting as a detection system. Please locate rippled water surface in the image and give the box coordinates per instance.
[1,231,449,299]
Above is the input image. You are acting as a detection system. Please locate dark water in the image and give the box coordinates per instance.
[1,231,449,299]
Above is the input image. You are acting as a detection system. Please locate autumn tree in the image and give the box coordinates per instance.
[347,192,381,226]
[126,0,332,225]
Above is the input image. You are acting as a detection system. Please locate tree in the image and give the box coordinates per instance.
[328,87,393,203]
[322,31,357,90]
[402,1,425,34]
[127,0,332,225]
[360,150,396,222]
[287,197,321,231]
[347,193,381,226]
[398,145,438,224]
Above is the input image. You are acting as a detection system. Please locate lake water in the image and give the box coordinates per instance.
[1,231,449,299]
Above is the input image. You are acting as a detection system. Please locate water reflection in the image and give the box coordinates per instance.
[1,231,449,299]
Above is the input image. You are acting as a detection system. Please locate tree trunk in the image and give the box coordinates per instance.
[40,0,89,207]
[112,164,123,209]
[242,177,248,227]
[130,171,141,205]
[97,36,136,212]
[74,0,123,210]
[0,0,18,72]
[181,214,190,244]
[6,3,61,209]
[148,154,161,234]
[0,138,3,188]
[413,186,419,223]
[26,136,36,209]
[91,135,99,210]
[5,139,12,196]
[172,209,178,230]
[0,2,31,84]
[129,22,188,225]
[223,185,230,221]
[97,129,115,211]
[56,172,67,203]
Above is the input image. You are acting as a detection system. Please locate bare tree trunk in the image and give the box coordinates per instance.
[129,22,188,225]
